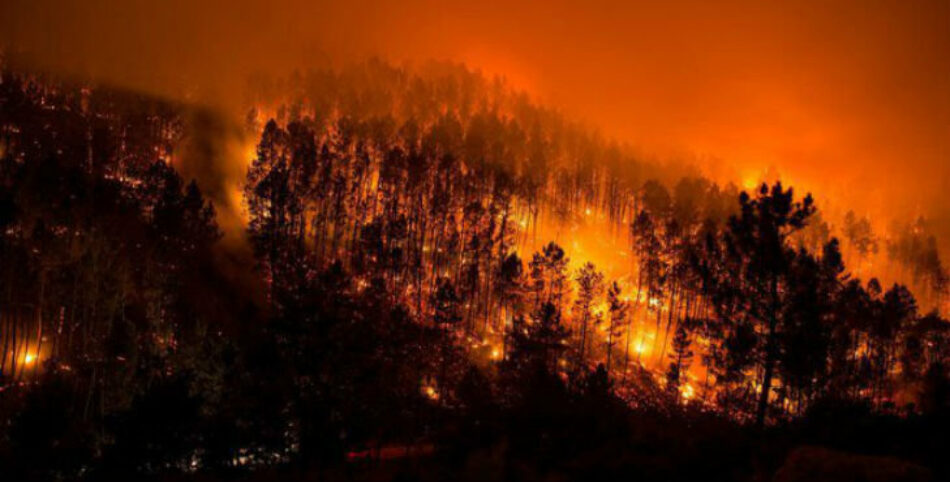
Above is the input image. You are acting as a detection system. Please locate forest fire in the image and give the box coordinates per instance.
[1,1,949,481]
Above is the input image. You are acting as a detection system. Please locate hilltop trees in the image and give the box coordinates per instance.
[237,60,950,428]
[239,62,950,429]
[4,58,950,480]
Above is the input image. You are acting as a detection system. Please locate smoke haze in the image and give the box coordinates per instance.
[3,0,949,237]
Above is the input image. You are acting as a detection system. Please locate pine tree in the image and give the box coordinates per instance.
[604,281,628,377]
[666,321,694,395]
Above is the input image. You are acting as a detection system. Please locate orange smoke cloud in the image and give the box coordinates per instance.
[2,0,948,243]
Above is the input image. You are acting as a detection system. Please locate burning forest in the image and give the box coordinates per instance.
[1,2,950,481]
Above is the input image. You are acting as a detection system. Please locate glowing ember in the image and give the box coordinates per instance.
[681,383,695,400]
[490,347,502,360]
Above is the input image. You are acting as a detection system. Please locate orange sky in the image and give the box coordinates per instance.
[3,0,949,231]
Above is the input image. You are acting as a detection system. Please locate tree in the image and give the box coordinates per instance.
[507,302,571,376]
[432,276,463,330]
[843,210,878,266]
[666,320,694,396]
[631,209,667,364]
[572,262,604,371]
[778,241,842,410]
[497,252,526,356]
[868,284,917,407]
[697,182,815,427]
[528,242,570,314]
[604,282,628,377]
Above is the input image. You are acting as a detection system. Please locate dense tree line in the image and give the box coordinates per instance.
[1,60,950,480]
[241,62,950,424]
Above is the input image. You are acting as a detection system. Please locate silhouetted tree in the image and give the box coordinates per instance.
[572,262,604,373]
[604,281,628,377]
[697,182,815,427]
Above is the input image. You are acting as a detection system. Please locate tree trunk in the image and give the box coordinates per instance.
[757,277,780,429]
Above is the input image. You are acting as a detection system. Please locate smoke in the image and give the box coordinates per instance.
[174,107,249,240]
[2,0,949,246]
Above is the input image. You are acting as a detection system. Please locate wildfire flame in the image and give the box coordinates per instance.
[681,383,695,401]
